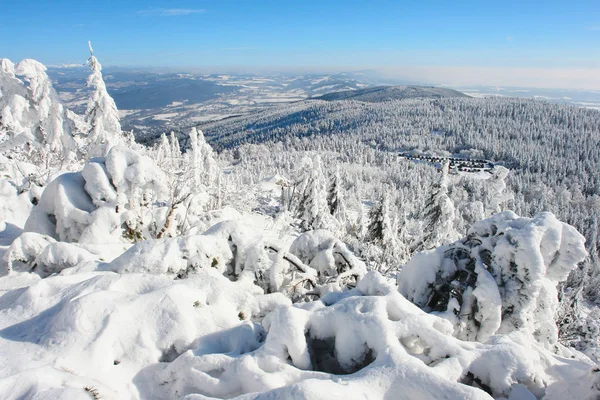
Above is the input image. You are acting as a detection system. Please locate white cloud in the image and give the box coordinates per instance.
[506,36,513,42]
[137,8,205,17]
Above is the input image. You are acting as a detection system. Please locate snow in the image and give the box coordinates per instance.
[1,56,599,399]
[398,211,588,345]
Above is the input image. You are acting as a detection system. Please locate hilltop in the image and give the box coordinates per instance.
[313,85,469,102]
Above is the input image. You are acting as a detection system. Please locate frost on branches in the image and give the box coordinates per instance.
[399,211,588,345]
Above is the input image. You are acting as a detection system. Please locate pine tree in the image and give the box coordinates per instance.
[416,160,457,252]
[84,41,122,158]
[297,155,335,231]
[366,187,394,246]
[327,165,348,225]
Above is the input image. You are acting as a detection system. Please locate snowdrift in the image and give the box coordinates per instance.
[0,208,597,399]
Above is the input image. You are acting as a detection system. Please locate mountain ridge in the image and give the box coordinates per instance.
[313,85,470,102]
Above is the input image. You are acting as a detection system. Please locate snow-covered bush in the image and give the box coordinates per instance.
[24,146,168,243]
[108,231,233,277]
[2,232,56,274]
[398,211,587,345]
[289,229,367,294]
[2,232,96,277]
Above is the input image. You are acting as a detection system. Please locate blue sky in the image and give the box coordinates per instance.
[1,0,599,88]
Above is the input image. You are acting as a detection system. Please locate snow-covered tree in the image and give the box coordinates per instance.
[415,160,458,251]
[14,59,77,162]
[154,133,171,168]
[297,155,336,231]
[190,127,219,188]
[399,211,588,345]
[365,187,400,271]
[485,165,513,217]
[327,165,348,226]
[0,58,29,138]
[366,188,394,246]
[84,41,122,158]
[188,127,203,190]
[351,197,367,240]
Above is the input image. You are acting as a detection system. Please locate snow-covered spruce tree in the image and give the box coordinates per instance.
[187,127,203,190]
[297,154,336,231]
[153,130,208,238]
[194,128,219,188]
[14,59,77,164]
[557,217,600,358]
[183,127,220,210]
[154,133,171,168]
[365,187,399,272]
[484,165,513,217]
[287,156,312,216]
[84,41,122,158]
[415,159,458,252]
[169,131,181,169]
[366,187,394,246]
[354,196,367,239]
[393,211,411,265]
[327,165,349,228]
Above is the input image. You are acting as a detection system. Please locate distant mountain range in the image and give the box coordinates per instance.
[313,86,469,102]
[44,67,600,143]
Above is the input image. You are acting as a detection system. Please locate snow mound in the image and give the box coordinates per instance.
[135,272,596,399]
[0,268,289,399]
[108,234,233,277]
[108,223,365,303]
[398,211,588,344]
[24,146,168,244]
